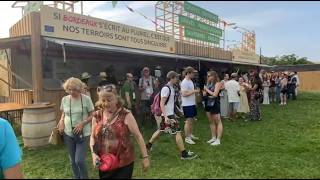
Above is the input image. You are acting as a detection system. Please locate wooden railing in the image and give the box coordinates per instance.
[175,41,233,60]
[9,89,33,105]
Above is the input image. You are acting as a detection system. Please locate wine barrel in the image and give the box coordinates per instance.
[21,104,56,148]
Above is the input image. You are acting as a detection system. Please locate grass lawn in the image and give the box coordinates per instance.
[19,92,320,179]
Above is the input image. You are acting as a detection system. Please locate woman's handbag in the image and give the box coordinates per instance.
[99,140,121,172]
[254,89,263,103]
[49,125,63,145]
[206,97,216,107]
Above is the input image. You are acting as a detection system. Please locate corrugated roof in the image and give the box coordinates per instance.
[43,36,271,67]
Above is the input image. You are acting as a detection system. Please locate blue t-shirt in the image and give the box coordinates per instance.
[0,118,22,179]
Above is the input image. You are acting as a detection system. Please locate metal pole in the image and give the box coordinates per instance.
[81,1,83,15]
[259,47,262,64]
[223,23,226,50]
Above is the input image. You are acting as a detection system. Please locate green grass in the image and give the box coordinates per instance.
[20,92,320,179]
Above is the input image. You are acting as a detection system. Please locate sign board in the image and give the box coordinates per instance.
[40,6,175,53]
[184,1,219,23]
[24,1,43,15]
[232,49,260,64]
[0,50,9,97]
[184,28,220,44]
[179,15,222,37]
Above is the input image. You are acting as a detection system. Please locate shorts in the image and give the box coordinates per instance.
[205,100,220,115]
[228,102,239,112]
[281,89,288,94]
[159,115,181,135]
[182,105,197,119]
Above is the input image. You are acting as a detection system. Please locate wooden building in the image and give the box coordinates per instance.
[0,6,267,121]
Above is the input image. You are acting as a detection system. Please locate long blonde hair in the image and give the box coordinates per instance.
[207,71,220,84]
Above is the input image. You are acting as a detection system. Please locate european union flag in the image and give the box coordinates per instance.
[44,25,54,32]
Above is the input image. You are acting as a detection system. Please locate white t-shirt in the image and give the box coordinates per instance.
[225,80,240,103]
[161,84,175,116]
[181,79,196,106]
[294,75,300,85]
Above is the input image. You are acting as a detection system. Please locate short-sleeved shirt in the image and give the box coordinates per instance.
[139,76,155,100]
[161,84,175,116]
[60,94,95,137]
[121,81,135,108]
[225,80,240,103]
[181,79,196,106]
[0,118,22,178]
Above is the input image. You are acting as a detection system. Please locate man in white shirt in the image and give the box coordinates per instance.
[146,71,198,160]
[181,67,200,145]
[224,73,240,120]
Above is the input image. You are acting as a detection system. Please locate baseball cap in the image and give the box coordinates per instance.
[184,66,198,74]
[166,71,180,79]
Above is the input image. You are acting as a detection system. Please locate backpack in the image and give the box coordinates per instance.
[151,85,171,116]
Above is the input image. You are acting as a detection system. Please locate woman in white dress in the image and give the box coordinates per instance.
[220,74,229,119]
[262,74,270,105]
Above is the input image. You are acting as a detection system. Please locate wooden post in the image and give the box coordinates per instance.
[30,12,43,102]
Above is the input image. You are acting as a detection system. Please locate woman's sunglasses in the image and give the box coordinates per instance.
[97,84,116,93]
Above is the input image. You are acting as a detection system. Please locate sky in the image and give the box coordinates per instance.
[1,1,319,62]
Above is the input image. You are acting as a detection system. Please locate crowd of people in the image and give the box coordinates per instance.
[0,65,301,179]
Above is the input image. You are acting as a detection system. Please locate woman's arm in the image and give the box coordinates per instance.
[58,112,65,134]
[125,113,150,171]
[90,116,100,168]
[205,83,222,97]
[4,164,23,179]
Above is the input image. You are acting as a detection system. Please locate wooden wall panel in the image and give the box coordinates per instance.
[298,71,320,92]
[9,13,34,37]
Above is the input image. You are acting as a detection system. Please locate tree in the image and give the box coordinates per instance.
[261,54,313,66]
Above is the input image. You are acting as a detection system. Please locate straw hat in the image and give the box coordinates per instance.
[142,67,150,72]
[99,72,107,78]
[81,72,91,80]
[231,73,238,78]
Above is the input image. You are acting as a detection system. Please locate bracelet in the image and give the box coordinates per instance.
[142,155,149,159]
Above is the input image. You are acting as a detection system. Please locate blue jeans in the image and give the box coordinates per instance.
[275,86,281,103]
[63,134,89,179]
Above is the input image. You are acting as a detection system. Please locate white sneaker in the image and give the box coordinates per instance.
[190,134,199,140]
[210,139,221,146]
[185,137,196,145]
[207,137,216,144]
[187,150,195,156]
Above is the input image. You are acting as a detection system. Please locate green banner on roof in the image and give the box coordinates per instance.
[184,1,219,23]
[179,15,222,37]
[184,28,220,44]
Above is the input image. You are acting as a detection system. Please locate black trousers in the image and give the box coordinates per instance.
[99,162,134,179]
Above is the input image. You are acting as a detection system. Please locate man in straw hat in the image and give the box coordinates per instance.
[138,67,156,127]
[98,72,109,87]
[80,72,92,98]
[224,73,240,121]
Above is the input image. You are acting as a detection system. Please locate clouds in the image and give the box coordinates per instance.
[225,8,304,29]
[85,1,156,27]
[0,2,22,38]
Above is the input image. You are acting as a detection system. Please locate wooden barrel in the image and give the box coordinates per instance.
[21,103,56,148]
